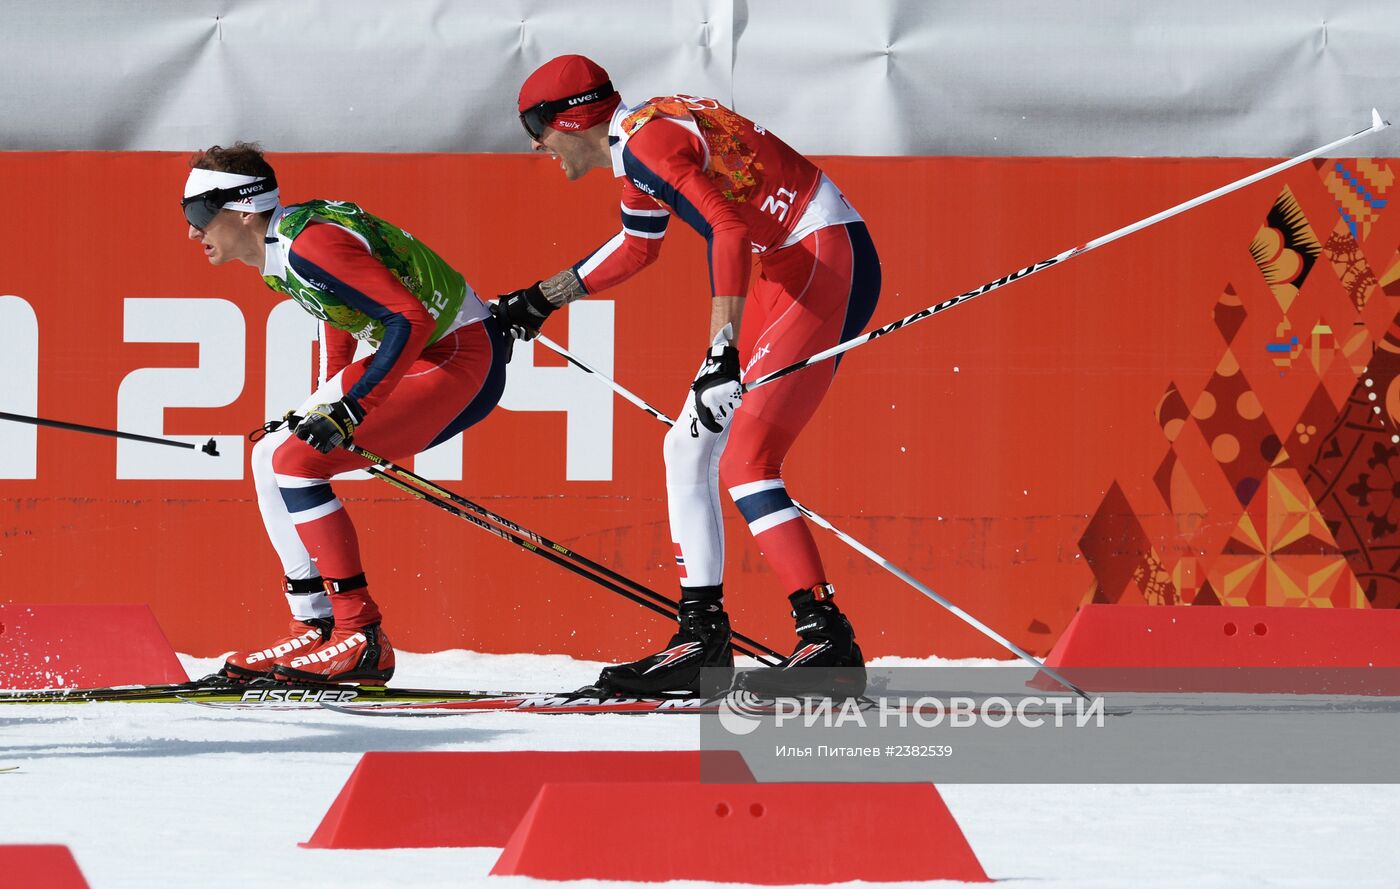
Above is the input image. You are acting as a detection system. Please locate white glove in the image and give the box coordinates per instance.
[691,324,743,434]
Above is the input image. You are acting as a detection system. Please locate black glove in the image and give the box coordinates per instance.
[691,341,744,434]
[295,398,363,454]
[495,282,557,342]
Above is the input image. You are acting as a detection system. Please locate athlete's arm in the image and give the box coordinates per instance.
[287,222,434,414]
[709,296,745,344]
[319,322,358,384]
[569,181,672,295]
[620,120,752,303]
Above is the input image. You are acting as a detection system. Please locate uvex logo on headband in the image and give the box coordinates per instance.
[567,91,604,106]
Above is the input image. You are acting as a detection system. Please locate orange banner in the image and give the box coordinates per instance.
[1,152,1396,659]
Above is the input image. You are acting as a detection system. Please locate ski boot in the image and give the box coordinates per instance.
[593,588,734,696]
[272,622,395,684]
[222,617,333,681]
[736,584,866,697]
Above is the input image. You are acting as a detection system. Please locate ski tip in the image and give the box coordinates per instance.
[1372,108,1390,131]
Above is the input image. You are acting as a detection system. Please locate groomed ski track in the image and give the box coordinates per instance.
[3,650,1399,889]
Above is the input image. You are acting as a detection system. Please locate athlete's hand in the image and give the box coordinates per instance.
[691,326,743,434]
[494,282,556,343]
[295,398,363,454]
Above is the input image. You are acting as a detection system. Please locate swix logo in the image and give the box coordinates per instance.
[643,641,702,674]
[239,688,360,704]
[744,343,771,376]
[244,628,322,664]
[556,120,581,130]
[631,178,656,196]
[289,631,366,668]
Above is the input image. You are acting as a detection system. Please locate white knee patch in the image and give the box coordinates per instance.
[251,431,283,489]
[663,400,730,485]
[662,396,730,587]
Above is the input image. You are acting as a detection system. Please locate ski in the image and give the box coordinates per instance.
[5,680,1130,719]
[328,692,738,715]
[320,700,728,722]
[0,678,524,706]
[318,691,902,717]
[173,690,740,714]
[0,678,221,704]
[321,692,1131,719]
[184,689,835,715]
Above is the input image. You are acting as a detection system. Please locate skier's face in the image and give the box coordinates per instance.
[534,127,594,181]
[187,209,260,267]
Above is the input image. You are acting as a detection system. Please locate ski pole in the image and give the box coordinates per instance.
[0,411,220,455]
[743,109,1391,394]
[534,334,1092,699]
[346,442,783,664]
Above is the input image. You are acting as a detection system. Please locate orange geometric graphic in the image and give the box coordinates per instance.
[1206,468,1366,607]
[1320,157,1394,242]
[1081,161,1400,613]
[1248,186,1320,313]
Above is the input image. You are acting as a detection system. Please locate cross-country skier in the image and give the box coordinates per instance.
[182,143,507,684]
[497,56,881,696]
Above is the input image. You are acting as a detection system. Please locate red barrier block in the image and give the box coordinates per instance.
[0,604,187,689]
[1040,605,1400,693]
[1047,605,1400,668]
[301,750,753,849]
[0,845,90,888]
[491,781,989,883]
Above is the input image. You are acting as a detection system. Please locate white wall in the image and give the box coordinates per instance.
[1,0,1396,156]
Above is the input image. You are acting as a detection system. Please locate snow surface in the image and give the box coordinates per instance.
[2,651,1399,889]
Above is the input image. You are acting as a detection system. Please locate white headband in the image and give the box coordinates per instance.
[184,168,281,213]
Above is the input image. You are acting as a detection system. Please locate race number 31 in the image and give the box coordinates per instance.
[761,187,799,222]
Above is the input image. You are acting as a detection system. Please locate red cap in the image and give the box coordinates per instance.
[519,55,621,133]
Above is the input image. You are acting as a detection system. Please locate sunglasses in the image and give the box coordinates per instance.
[518,82,616,141]
[182,177,278,230]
